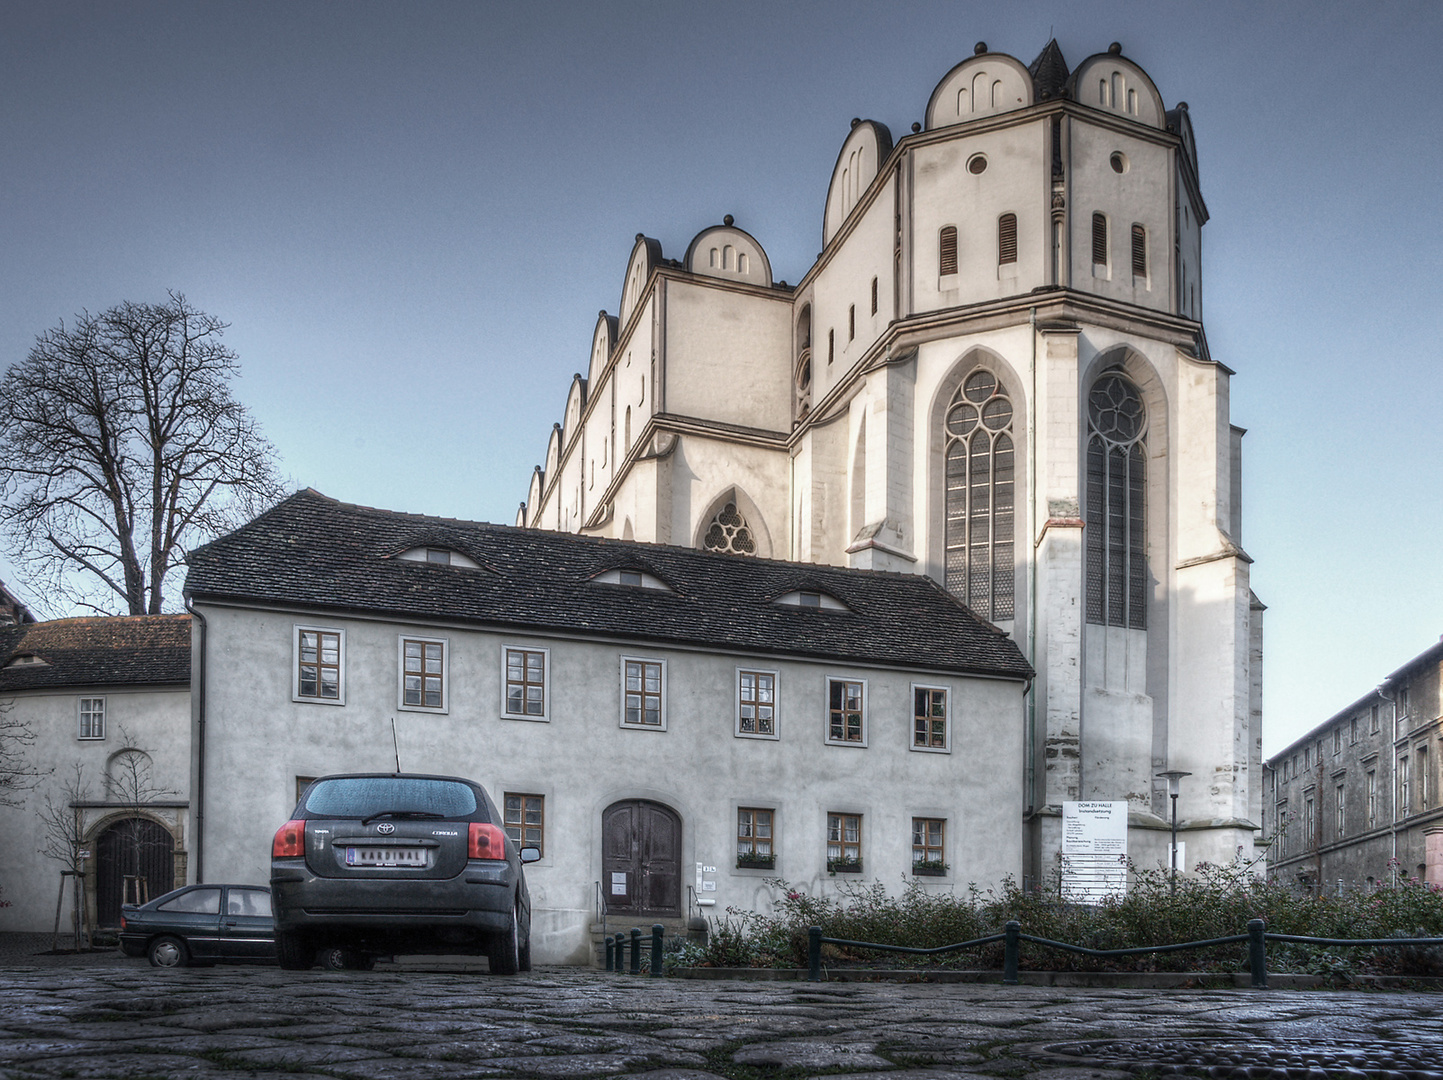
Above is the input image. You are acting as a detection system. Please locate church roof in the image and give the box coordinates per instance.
[185,489,1033,680]
[1028,39,1070,100]
[0,615,191,692]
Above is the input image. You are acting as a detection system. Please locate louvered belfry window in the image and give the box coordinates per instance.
[940,226,958,275]
[944,370,1015,620]
[1085,374,1147,629]
[1131,224,1147,277]
[1091,213,1108,265]
[998,214,1018,265]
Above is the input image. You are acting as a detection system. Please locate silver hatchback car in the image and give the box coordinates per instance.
[270,773,539,973]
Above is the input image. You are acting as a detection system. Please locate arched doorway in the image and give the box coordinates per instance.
[94,817,175,927]
[601,800,681,917]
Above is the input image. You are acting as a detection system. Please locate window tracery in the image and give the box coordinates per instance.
[1085,373,1147,629]
[702,502,757,556]
[943,369,1014,620]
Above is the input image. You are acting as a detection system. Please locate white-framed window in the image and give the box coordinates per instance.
[398,636,448,712]
[503,793,545,856]
[78,697,105,740]
[825,677,867,746]
[293,626,345,704]
[911,684,950,752]
[502,646,549,721]
[736,668,778,739]
[620,656,666,729]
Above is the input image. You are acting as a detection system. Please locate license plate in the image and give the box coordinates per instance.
[345,846,427,868]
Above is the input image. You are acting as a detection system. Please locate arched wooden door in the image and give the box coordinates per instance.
[95,818,175,927]
[602,800,681,917]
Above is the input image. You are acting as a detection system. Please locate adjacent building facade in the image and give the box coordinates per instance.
[0,616,191,932]
[1266,638,1443,890]
[517,39,1264,881]
[182,489,1033,964]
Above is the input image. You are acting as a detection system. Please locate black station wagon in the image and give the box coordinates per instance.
[119,883,275,967]
[270,773,538,973]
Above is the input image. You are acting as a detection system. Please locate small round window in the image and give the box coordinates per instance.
[1109,151,1128,174]
[967,154,988,175]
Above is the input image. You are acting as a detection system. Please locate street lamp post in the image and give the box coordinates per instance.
[1156,770,1192,896]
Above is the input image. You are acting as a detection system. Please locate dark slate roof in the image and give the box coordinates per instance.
[0,615,191,692]
[1029,39,1070,100]
[184,490,1032,680]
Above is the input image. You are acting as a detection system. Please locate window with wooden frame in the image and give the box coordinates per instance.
[826,812,861,869]
[295,627,343,703]
[1335,784,1345,837]
[998,213,1017,265]
[504,793,544,855]
[1367,770,1377,825]
[295,776,316,805]
[503,646,548,720]
[1091,212,1108,266]
[912,817,945,868]
[826,678,866,745]
[1419,744,1430,808]
[939,226,958,275]
[1130,223,1147,278]
[621,657,665,728]
[1397,756,1410,818]
[912,685,949,751]
[736,807,774,866]
[78,697,105,740]
[736,669,777,739]
[400,637,446,711]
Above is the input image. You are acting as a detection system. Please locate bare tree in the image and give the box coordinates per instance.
[0,698,44,808]
[0,293,284,614]
[37,764,90,951]
[106,726,178,907]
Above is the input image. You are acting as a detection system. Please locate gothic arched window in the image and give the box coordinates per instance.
[1085,373,1146,628]
[702,502,756,556]
[944,370,1014,620]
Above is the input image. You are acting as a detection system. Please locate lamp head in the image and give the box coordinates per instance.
[1155,769,1192,797]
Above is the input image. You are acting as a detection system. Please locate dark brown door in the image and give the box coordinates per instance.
[602,800,681,917]
[95,818,175,927]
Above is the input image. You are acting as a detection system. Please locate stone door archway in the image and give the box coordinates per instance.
[601,800,681,918]
[94,817,175,928]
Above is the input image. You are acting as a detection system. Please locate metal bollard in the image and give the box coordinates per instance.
[604,935,613,971]
[808,926,822,982]
[629,927,642,975]
[651,924,664,977]
[1248,918,1268,989]
[613,935,625,974]
[1003,921,1020,985]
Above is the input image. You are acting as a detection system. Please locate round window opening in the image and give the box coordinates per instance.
[967,154,988,175]
[1109,151,1128,174]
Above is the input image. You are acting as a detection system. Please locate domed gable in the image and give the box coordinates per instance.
[925,50,1033,130]
[562,374,587,448]
[684,221,772,286]
[544,424,562,479]
[525,467,544,522]
[822,120,893,247]
[619,234,663,330]
[1069,48,1165,129]
[588,311,618,384]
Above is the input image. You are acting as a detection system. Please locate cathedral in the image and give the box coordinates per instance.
[518,39,1264,884]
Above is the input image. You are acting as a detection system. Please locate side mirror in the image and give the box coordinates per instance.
[519,846,542,864]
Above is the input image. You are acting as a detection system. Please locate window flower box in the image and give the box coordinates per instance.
[827,857,862,874]
[911,860,948,876]
[736,854,775,870]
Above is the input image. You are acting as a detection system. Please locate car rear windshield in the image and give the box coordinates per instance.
[303,777,479,819]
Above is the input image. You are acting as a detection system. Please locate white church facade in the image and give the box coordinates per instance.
[518,39,1265,884]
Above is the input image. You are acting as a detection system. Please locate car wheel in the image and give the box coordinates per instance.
[147,936,189,968]
[321,947,374,971]
[488,905,520,975]
[276,929,315,970]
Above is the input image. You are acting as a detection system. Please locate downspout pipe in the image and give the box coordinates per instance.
[185,596,207,884]
[1026,307,1039,817]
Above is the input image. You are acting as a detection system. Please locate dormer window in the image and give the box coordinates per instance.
[426,548,450,564]
[593,567,671,591]
[773,590,848,611]
[396,546,482,569]
[4,653,48,668]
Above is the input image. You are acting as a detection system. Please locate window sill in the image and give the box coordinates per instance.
[735,730,780,741]
[824,739,868,749]
[910,744,951,754]
[501,713,550,723]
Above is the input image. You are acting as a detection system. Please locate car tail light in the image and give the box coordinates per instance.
[120,915,127,931]
[468,822,507,861]
[272,819,306,858]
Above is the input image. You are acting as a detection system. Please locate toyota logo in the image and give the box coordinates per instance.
[376,822,395,834]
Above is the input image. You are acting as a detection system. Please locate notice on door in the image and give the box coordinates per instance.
[1061,801,1128,903]
[610,872,627,896]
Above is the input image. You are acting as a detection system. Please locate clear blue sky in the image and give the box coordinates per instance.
[2,1,1440,753]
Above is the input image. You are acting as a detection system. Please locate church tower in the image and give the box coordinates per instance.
[520,40,1263,882]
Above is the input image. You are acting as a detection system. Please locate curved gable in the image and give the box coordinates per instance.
[588,312,618,384]
[822,120,893,247]
[525,467,544,521]
[1070,49,1166,129]
[619,234,663,330]
[544,424,562,479]
[926,49,1033,130]
[562,375,587,449]
[684,219,772,286]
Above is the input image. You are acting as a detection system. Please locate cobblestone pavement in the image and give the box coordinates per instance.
[2,956,1442,1079]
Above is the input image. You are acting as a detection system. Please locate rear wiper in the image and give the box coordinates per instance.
[360,810,447,825]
